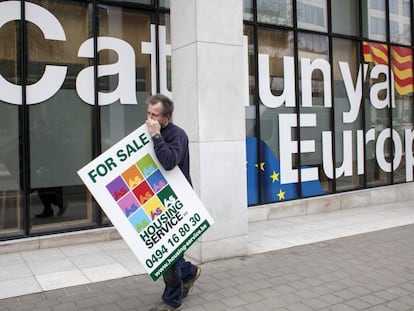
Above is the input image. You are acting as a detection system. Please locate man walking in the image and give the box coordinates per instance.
[146,94,201,311]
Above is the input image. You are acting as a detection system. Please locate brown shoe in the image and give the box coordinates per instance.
[182,266,201,298]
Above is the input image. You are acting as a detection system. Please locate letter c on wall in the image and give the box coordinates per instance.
[0,1,67,105]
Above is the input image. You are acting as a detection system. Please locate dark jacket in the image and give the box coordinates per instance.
[152,122,192,185]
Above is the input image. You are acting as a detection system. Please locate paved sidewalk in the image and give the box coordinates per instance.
[0,224,414,310]
[0,200,414,310]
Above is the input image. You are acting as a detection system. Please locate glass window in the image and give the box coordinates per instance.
[371,0,386,10]
[362,41,392,186]
[98,5,152,152]
[298,33,332,196]
[244,25,256,138]
[332,39,364,191]
[391,45,413,183]
[362,0,386,41]
[255,29,299,203]
[297,0,327,32]
[389,0,411,45]
[244,25,257,206]
[403,0,410,16]
[159,0,169,8]
[243,0,253,21]
[389,0,399,13]
[98,5,156,223]
[257,0,292,26]
[27,0,94,232]
[331,0,359,36]
[0,16,23,238]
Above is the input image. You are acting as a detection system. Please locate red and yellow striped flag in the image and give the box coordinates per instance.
[363,41,413,95]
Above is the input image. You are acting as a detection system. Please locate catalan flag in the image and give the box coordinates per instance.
[363,41,413,95]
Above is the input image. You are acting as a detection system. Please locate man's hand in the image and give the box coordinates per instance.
[146,118,161,137]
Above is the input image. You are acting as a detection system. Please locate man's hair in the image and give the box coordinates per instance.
[146,94,174,118]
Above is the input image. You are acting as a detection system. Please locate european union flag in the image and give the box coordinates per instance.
[246,137,324,205]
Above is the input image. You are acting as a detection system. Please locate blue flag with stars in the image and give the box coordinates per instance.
[246,137,324,205]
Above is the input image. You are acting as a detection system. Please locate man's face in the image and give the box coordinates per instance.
[147,101,169,128]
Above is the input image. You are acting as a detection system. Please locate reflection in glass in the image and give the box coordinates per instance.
[257,0,292,26]
[389,0,411,45]
[159,0,169,8]
[362,0,386,41]
[298,33,332,195]
[331,0,359,36]
[297,0,327,32]
[243,0,253,21]
[362,41,391,186]
[28,0,94,232]
[391,45,413,183]
[256,29,299,203]
[0,19,23,238]
[98,6,152,152]
[332,39,364,191]
[244,25,256,137]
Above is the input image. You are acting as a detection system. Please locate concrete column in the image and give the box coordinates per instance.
[170,0,248,262]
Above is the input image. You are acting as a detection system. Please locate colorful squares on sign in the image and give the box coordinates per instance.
[147,170,167,193]
[132,181,154,205]
[136,154,157,178]
[106,176,129,201]
[117,192,141,217]
[157,185,178,208]
[122,165,144,189]
[128,208,151,233]
[143,196,165,221]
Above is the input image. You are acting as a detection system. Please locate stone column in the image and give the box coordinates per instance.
[170,0,248,262]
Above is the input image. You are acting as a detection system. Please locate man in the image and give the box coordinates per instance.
[146,94,201,311]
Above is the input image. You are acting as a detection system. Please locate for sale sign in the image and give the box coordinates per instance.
[77,124,214,280]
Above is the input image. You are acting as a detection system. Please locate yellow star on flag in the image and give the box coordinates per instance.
[270,171,279,182]
[277,189,285,200]
[255,162,265,171]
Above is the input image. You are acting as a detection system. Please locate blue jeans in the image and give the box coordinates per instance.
[162,256,196,307]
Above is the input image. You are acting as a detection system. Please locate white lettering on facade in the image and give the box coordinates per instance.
[0,1,67,105]
[1,2,414,183]
[77,37,138,105]
[0,1,172,106]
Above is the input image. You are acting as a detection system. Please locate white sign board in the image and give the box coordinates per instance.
[78,124,214,280]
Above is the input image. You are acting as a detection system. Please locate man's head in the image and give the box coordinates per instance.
[146,94,174,128]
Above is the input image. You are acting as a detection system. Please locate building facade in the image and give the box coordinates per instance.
[0,0,413,257]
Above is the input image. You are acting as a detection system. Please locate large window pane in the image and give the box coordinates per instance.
[362,0,387,41]
[297,0,327,32]
[391,45,413,183]
[257,0,292,26]
[99,6,152,152]
[333,39,364,191]
[256,29,298,203]
[98,5,155,224]
[331,0,359,36]
[298,33,332,196]
[0,17,23,238]
[159,0,169,8]
[389,0,411,45]
[244,25,258,205]
[243,0,253,21]
[28,0,94,232]
[362,41,392,186]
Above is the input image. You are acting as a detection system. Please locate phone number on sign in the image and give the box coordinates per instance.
[145,213,202,269]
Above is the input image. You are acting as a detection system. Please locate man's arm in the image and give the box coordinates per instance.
[152,133,186,170]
